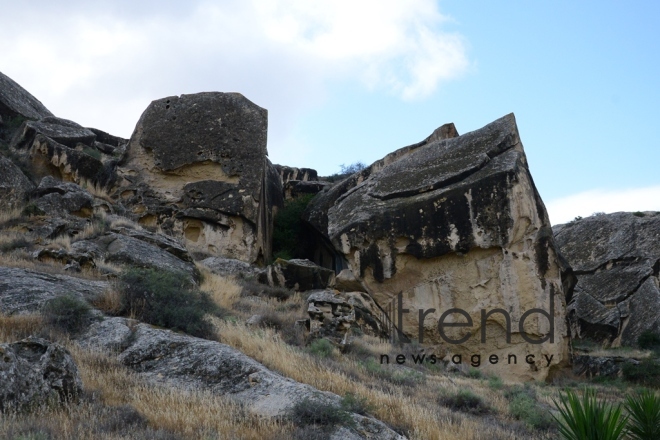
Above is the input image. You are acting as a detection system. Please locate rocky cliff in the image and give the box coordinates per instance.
[554,212,660,347]
[304,114,572,381]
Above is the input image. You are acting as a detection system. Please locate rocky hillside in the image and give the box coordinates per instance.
[3,70,660,439]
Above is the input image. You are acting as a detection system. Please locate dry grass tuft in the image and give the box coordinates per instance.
[79,178,115,204]
[91,288,124,315]
[0,314,43,342]
[0,206,26,225]
[197,265,243,310]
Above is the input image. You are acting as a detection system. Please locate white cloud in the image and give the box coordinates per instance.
[0,0,468,165]
[545,186,660,225]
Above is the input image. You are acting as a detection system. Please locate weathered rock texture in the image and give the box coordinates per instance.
[304,115,571,381]
[0,71,53,122]
[554,212,660,346]
[0,154,34,209]
[261,258,335,292]
[0,337,83,411]
[0,267,107,315]
[79,318,404,440]
[118,92,283,264]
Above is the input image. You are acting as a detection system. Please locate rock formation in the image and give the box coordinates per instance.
[554,212,660,346]
[117,92,283,264]
[0,337,83,411]
[304,115,572,380]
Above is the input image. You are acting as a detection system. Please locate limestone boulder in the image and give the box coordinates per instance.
[118,92,282,264]
[304,115,571,381]
[273,165,318,184]
[199,256,262,278]
[0,338,83,411]
[307,289,385,341]
[554,212,660,346]
[0,154,34,209]
[33,176,95,217]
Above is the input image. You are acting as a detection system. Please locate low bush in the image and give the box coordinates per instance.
[118,268,225,339]
[42,294,95,334]
[287,396,354,428]
[272,194,315,261]
[341,393,374,416]
[507,386,554,430]
[307,338,335,358]
[438,389,490,415]
[623,359,660,388]
[637,330,660,350]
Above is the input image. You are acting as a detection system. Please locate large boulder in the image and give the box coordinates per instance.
[79,319,404,440]
[262,258,335,291]
[554,212,660,346]
[304,115,571,381]
[0,154,34,209]
[0,337,83,411]
[117,92,283,264]
[0,267,107,315]
[0,71,53,123]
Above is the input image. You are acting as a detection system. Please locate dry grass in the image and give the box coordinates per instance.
[79,178,116,204]
[197,265,244,309]
[44,234,72,251]
[211,318,547,440]
[91,288,124,315]
[0,314,293,439]
[0,206,26,225]
[109,215,141,231]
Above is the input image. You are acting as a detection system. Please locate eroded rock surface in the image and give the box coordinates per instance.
[262,258,335,291]
[304,115,571,381]
[0,267,107,315]
[0,337,83,411]
[0,71,53,122]
[79,319,404,440]
[554,212,660,346]
[118,92,282,264]
[0,154,34,209]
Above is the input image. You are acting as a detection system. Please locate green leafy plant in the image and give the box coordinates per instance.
[506,385,555,430]
[625,389,660,440]
[552,389,628,440]
[118,268,224,339]
[42,294,95,334]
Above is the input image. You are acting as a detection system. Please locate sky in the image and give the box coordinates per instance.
[1,0,658,225]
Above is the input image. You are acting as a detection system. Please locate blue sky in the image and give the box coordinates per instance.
[1,0,658,224]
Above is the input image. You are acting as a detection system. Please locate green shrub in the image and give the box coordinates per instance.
[340,393,374,416]
[81,146,102,160]
[288,396,354,428]
[438,389,490,415]
[118,268,223,339]
[272,194,315,261]
[508,389,555,430]
[552,389,627,440]
[467,367,483,379]
[42,294,95,334]
[638,330,660,350]
[307,338,335,358]
[633,211,646,217]
[488,375,504,390]
[625,389,660,440]
[623,359,660,388]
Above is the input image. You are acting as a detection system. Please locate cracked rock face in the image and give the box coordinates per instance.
[117,92,282,264]
[554,212,660,346]
[305,114,571,381]
[0,338,83,411]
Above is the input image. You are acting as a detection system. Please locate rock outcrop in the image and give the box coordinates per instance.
[0,71,53,122]
[80,318,404,440]
[117,92,283,264]
[304,115,571,381]
[0,337,83,411]
[0,154,34,209]
[0,267,107,315]
[261,258,335,291]
[554,212,660,346]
